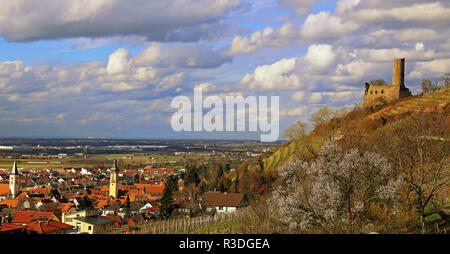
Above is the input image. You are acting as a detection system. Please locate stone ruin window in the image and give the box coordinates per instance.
[370,90,373,94]
[375,90,378,94]
[381,90,384,94]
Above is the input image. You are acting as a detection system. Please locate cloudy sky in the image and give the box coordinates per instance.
[0,0,449,140]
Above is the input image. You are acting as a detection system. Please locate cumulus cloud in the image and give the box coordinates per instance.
[346,2,450,28]
[305,44,336,68]
[240,58,302,90]
[287,106,308,116]
[407,58,450,79]
[225,22,298,56]
[0,0,241,42]
[225,11,358,56]
[309,92,323,103]
[106,48,132,75]
[135,43,231,68]
[291,91,306,102]
[195,83,217,93]
[299,11,359,41]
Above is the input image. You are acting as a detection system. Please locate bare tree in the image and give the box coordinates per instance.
[282,120,310,141]
[181,183,205,217]
[268,141,403,233]
[309,106,338,127]
[421,74,450,94]
[377,112,449,233]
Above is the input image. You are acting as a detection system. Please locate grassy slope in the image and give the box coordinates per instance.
[262,88,450,172]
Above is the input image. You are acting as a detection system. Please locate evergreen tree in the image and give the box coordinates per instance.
[79,195,92,210]
[224,163,231,172]
[217,164,224,178]
[159,175,178,219]
[125,195,131,218]
[234,173,239,193]
[184,165,200,186]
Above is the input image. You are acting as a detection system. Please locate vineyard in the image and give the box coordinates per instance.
[102,207,275,234]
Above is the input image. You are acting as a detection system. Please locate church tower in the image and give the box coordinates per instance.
[109,159,119,198]
[9,160,19,199]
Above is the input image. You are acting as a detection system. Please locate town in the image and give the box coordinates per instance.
[0,157,248,234]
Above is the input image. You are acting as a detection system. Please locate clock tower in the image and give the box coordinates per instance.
[109,159,119,198]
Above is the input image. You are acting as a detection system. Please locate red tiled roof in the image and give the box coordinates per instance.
[0,184,9,196]
[0,223,27,232]
[11,210,60,224]
[146,184,165,194]
[0,199,19,208]
[27,220,73,234]
[59,202,75,214]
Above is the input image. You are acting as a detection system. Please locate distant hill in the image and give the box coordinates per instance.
[260,87,450,172]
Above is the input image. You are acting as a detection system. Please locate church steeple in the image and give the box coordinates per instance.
[11,160,18,175]
[111,159,118,172]
[9,160,19,199]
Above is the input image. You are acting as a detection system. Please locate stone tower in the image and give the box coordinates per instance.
[363,58,410,108]
[392,58,405,88]
[109,159,119,198]
[9,160,19,199]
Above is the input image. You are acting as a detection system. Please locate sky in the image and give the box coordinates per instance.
[0,0,449,140]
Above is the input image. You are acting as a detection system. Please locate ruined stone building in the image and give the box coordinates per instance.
[363,58,411,108]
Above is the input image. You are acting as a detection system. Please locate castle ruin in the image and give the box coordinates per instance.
[363,58,411,108]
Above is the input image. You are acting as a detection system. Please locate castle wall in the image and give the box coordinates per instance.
[363,85,400,108]
[363,58,410,108]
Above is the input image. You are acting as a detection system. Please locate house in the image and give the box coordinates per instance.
[0,223,27,234]
[27,220,74,234]
[0,199,19,209]
[104,215,124,228]
[11,210,60,225]
[0,184,9,201]
[202,192,247,214]
[71,215,116,234]
[61,209,91,225]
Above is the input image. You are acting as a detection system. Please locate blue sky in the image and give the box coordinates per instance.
[0,0,449,140]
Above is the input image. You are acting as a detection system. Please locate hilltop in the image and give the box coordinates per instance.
[260,87,450,172]
[227,87,448,234]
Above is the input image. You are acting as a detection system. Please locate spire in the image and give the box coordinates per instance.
[111,159,118,172]
[11,160,18,175]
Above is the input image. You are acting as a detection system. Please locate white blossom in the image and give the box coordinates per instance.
[268,141,403,233]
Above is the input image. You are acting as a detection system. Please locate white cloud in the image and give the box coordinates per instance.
[306,44,335,68]
[0,0,241,42]
[106,48,132,75]
[348,2,450,25]
[291,91,306,102]
[309,93,322,103]
[353,47,450,62]
[225,22,298,56]
[288,106,308,116]
[240,58,302,91]
[300,11,359,41]
[195,83,217,93]
[407,58,450,79]
[156,72,184,91]
[56,113,66,119]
